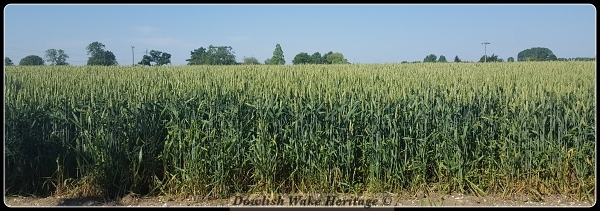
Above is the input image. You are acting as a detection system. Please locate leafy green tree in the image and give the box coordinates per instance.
[454,55,461,62]
[5,57,14,66]
[423,54,437,62]
[186,47,207,65]
[269,44,285,65]
[438,55,447,62]
[138,56,151,66]
[206,45,236,65]
[479,54,500,62]
[153,50,171,66]
[507,57,515,62]
[264,58,271,65]
[401,61,408,64]
[292,52,312,65]
[325,52,349,64]
[138,50,171,66]
[309,52,323,64]
[322,51,334,64]
[86,41,118,66]
[44,49,69,66]
[186,45,236,65]
[19,55,45,66]
[517,47,557,62]
[243,56,261,65]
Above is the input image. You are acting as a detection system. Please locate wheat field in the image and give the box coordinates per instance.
[4,61,596,200]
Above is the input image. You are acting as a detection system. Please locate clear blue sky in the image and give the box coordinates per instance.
[4,4,596,66]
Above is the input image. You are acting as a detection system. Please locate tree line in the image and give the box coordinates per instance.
[414,54,508,63]
[409,47,594,63]
[5,43,595,66]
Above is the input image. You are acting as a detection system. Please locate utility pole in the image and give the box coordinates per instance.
[482,41,490,62]
[131,46,135,66]
[146,49,148,56]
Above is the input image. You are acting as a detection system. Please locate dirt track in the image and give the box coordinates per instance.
[5,192,595,207]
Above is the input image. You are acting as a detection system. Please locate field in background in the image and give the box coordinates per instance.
[4,62,596,201]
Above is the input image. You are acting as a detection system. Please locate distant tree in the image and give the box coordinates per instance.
[507,57,515,62]
[424,54,437,62]
[19,55,45,66]
[293,52,312,65]
[86,41,118,66]
[138,56,151,66]
[186,47,207,65]
[572,57,595,61]
[264,58,271,65]
[159,51,173,65]
[243,56,261,65]
[479,54,500,62]
[401,61,408,64]
[44,49,69,66]
[556,57,595,61]
[438,55,447,62]
[322,51,334,64]
[310,52,324,64]
[325,52,349,64]
[5,57,14,66]
[269,44,285,65]
[138,50,171,66]
[454,55,461,63]
[186,45,236,65]
[206,45,236,65]
[517,47,557,62]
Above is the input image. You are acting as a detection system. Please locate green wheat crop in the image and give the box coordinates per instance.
[4,61,595,201]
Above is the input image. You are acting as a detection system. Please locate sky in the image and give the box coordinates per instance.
[3,4,596,66]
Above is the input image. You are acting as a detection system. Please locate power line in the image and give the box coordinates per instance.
[482,41,490,62]
[132,46,135,66]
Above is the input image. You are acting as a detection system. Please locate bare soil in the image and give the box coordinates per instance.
[5,192,595,207]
